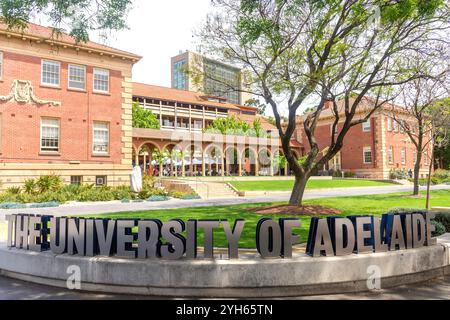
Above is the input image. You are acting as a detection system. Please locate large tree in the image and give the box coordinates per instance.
[197,0,450,205]
[0,0,133,42]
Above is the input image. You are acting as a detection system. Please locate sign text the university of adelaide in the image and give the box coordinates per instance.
[5,212,437,259]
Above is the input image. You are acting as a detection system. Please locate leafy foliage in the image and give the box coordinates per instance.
[0,0,133,42]
[132,102,160,129]
[205,115,267,137]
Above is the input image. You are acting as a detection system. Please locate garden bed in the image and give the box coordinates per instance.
[247,204,342,216]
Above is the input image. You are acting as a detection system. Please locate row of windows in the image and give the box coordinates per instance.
[387,146,428,165]
[0,51,109,93]
[40,118,110,154]
[330,119,371,135]
[41,59,110,93]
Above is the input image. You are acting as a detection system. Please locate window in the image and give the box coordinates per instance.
[387,117,392,131]
[93,68,109,93]
[388,146,394,163]
[362,119,371,132]
[41,60,60,86]
[363,147,372,164]
[172,60,187,90]
[70,176,82,185]
[68,64,86,90]
[40,118,60,152]
[401,148,406,165]
[424,152,429,165]
[93,122,109,154]
[0,51,3,80]
[393,119,398,132]
[413,151,417,164]
[96,176,107,186]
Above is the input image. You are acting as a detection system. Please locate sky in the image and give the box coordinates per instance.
[100,0,212,87]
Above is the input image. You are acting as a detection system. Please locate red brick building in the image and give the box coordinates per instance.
[0,23,141,189]
[294,97,433,179]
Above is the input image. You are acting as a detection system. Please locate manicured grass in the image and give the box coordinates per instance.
[230,179,395,191]
[82,190,450,249]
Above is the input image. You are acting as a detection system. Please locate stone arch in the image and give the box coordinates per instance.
[204,144,224,176]
[258,147,273,176]
[224,146,239,176]
[135,141,161,176]
[241,146,258,176]
[183,144,203,177]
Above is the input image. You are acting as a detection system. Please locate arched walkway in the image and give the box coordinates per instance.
[224,146,240,176]
[204,144,224,176]
[258,148,273,176]
[241,147,258,176]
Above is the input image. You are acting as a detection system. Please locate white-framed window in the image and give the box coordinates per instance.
[387,117,392,131]
[363,146,372,164]
[93,68,109,93]
[0,51,3,80]
[41,60,60,86]
[424,151,429,165]
[93,121,109,154]
[68,64,86,90]
[40,118,60,152]
[413,151,417,164]
[388,146,394,163]
[401,148,406,165]
[362,119,371,132]
[393,119,398,132]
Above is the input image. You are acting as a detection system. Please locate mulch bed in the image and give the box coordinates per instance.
[247,204,342,216]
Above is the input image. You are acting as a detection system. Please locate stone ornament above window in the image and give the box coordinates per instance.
[0,80,61,107]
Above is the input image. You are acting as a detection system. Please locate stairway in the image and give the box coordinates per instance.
[185,181,240,199]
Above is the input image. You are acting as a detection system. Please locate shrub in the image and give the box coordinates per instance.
[23,179,37,194]
[6,186,22,195]
[432,220,446,237]
[345,172,356,178]
[0,202,27,209]
[389,169,409,180]
[434,169,450,181]
[435,212,450,232]
[36,175,62,193]
[147,195,170,202]
[333,170,343,178]
[180,194,201,200]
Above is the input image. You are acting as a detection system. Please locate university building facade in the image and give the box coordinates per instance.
[0,23,432,189]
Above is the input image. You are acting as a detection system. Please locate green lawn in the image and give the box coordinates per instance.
[230,179,395,191]
[82,190,450,249]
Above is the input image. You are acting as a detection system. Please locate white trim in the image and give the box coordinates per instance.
[362,119,371,132]
[401,148,406,165]
[92,121,110,154]
[41,59,61,87]
[40,117,60,152]
[68,64,86,90]
[93,68,110,93]
[363,146,372,164]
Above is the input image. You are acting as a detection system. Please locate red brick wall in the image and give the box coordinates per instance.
[0,50,124,165]
[296,118,377,171]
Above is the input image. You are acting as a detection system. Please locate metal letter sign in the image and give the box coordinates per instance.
[5,213,438,260]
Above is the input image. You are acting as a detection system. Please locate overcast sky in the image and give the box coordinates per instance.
[102,0,212,87]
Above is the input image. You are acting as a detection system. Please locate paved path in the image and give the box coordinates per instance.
[0,274,449,300]
[1,185,449,220]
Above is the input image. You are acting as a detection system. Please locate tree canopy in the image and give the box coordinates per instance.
[205,115,268,137]
[198,0,450,205]
[0,0,133,42]
[132,102,160,129]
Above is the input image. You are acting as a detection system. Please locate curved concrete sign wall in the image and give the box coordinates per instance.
[0,212,448,297]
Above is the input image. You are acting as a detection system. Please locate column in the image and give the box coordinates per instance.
[159,163,163,177]
[238,152,243,177]
[134,149,139,167]
[270,156,274,176]
[202,152,206,177]
[182,156,186,177]
[255,153,259,176]
[221,154,225,177]
[143,154,147,172]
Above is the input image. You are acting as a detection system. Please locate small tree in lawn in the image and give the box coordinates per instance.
[388,67,449,196]
[197,0,449,205]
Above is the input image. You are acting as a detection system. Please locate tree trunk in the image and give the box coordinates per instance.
[289,174,309,206]
[426,147,435,210]
[413,153,422,196]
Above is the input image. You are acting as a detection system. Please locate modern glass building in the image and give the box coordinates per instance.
[171,51,251,105]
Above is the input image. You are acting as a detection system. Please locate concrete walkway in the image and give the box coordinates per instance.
[0,274,449,300]
[0,184,449,220]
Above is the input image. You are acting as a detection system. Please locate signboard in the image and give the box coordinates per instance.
[4,212,437,260]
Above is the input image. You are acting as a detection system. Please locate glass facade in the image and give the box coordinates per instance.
[203,59,240,104]
[173,60,187,90]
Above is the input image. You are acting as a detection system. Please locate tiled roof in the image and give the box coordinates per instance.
[235,113,276,131]
[0,22,141,60]
[133,82,257,112]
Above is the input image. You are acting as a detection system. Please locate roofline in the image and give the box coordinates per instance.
[0,28,142,62]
